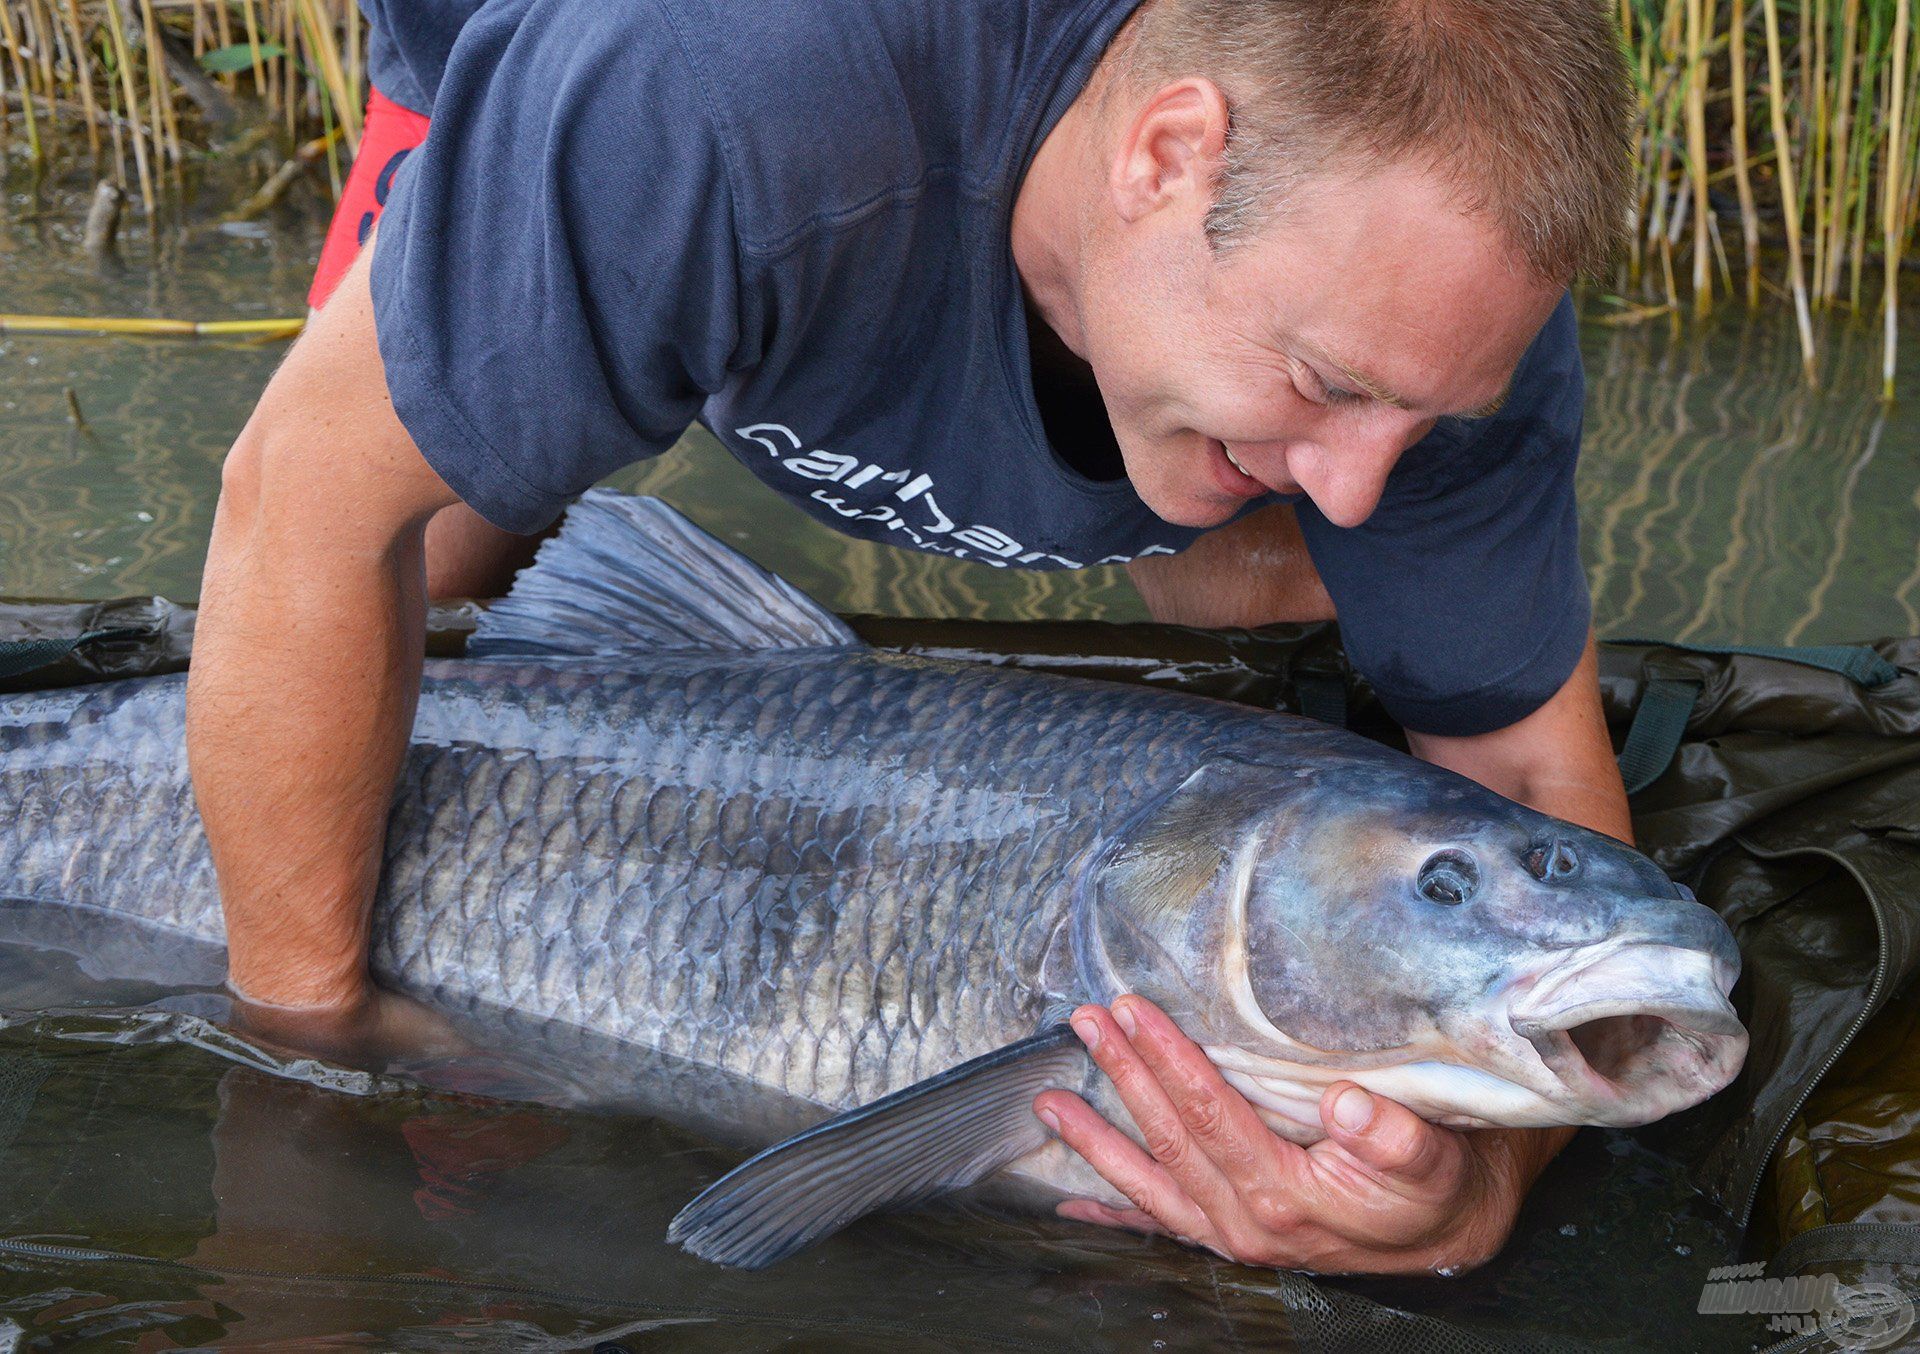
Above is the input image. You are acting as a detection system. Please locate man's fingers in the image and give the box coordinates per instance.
[1112,995,1304,1182]
[1056,1198,1171,1237]
[1065,1005,1239,1203]
[1034,1088,1214,1241]
[1317,1082,1461,1188]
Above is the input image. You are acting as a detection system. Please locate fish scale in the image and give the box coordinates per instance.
[0,647,1283,1112]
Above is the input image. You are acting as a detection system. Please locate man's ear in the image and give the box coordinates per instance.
[1108,77,1231,224]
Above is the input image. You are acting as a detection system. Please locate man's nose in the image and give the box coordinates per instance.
[1285,417,1424,529]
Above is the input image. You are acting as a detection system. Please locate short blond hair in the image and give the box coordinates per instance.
[1122,0,1632,281]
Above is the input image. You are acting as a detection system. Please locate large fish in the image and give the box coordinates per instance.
[0,492,1746,1268]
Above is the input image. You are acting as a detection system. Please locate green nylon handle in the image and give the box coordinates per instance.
[1617,677,1703,796]
[1610,638,1902,688]
[1292,671,1349,728]
[1610,638,1903,794]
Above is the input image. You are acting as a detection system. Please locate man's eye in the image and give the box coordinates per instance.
[1297,364,1362,408]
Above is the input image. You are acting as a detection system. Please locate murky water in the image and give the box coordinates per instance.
[0,166,1898,1349]
[0,904,1768,1352]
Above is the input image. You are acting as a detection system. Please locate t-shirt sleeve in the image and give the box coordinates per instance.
[1294,294,1592,737]
[368,0,746,534]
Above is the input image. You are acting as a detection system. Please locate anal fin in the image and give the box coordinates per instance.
[668,1026,1085,1268]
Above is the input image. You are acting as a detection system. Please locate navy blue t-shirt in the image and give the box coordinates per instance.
[361,0,1593,737]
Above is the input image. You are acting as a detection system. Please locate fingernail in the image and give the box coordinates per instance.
[1038,1108,1060,1133]
[1071,1016,1101,1050]
[1334,1086,1374,1132]
[1112,1002,1138,1039]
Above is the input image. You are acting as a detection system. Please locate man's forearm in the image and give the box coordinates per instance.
[1407,632,1633,843]
[188,491,428,1006]
[187,245,456,1009]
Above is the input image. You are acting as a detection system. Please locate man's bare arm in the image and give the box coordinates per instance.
[1406,631,1632,843]
[1127,502,1334,628]
[188,242,458,1011]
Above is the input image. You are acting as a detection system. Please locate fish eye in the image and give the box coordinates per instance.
[1523,841,1581,881]
[1417,850,1480,906]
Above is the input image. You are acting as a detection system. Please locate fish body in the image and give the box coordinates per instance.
[0,493,1747,1265]
[0,647,1267,1099]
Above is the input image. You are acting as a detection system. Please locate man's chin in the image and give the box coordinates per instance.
[1134,484,1244,530]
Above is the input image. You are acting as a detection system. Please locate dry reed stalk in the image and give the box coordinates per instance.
[0,0,43,162]
[210,0,231,90]
[1849,5,1887,308]
[346,0,359,114]
[102,45,124,184]
[138,0,180,172]
[0,311,303,337]
[57,0,99,159]
[1730,0,1763,304]
[1687,0,1715,313]
[24,0,56,109]
[1889,0,1914,398]
[1763,0,1820,381]
[1823,0,1864,298]
[237,0,265,92]
[278,0,295,137]
[293,0,357,152]
[1812,0,1831,295]
[98,0,152,214]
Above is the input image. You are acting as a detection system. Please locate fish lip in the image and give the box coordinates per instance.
[1503,942,1747,1121]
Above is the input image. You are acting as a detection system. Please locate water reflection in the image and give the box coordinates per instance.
[1579,307,1920,644]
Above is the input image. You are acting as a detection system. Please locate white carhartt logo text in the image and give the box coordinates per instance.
[732,422,1175,570]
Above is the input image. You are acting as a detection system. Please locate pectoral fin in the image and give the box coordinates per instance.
[668,1026,1084,1268]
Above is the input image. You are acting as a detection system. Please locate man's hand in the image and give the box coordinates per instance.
[229,983,470,1074]
[1035,996,1566,1274]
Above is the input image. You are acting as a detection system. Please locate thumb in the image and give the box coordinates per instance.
[1319,1082,1457,1187]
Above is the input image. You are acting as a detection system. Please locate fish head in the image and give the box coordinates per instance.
[1074,757,1746,1140]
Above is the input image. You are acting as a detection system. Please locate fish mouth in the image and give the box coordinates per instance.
[1506,943,1747,1124]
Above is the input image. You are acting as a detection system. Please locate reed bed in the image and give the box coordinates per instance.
[6,1,1920,392]
[0,0,359,217]
[1618,0,1920,391]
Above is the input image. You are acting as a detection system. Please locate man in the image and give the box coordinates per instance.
[188,0,1634,1275]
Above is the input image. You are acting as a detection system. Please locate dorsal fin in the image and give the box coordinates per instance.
[468,490,861,659]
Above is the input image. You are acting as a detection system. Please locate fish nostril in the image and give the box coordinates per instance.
[1417,850,1479,905]
[1524,840,1581,882]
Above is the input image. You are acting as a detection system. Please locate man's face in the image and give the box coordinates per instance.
[1076,159,1565,530]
